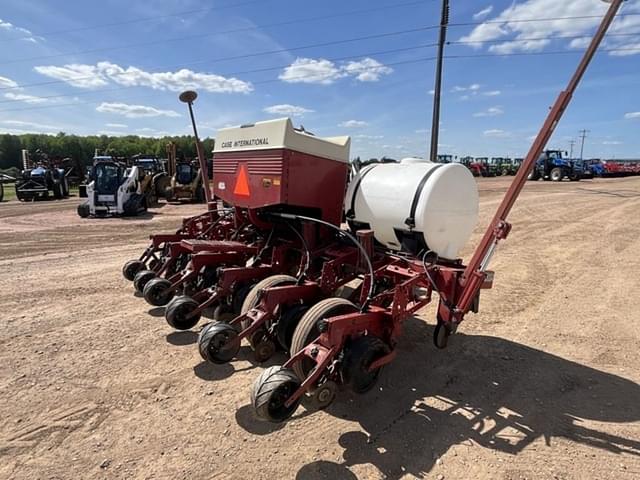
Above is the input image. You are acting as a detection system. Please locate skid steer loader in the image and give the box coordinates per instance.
[77,156,157,218]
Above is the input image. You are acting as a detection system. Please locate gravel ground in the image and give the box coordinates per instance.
[0,176,639,480]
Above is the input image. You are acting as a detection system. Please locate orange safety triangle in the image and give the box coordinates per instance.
[234,164,251,196]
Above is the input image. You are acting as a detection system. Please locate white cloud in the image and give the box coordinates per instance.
[263,104,314,117]
[106,123,127,128]
[484,129,509,137]
[279,58,345,85]
[339,120,369,128]
[483,90,501,96]
[96,102,181,118]
[602,140,622,145]
[279,57,392,85]
[624,112,640,119]
[0,18,40,43]
[0,75,19,89]
[343,58,393,82]
[451,84,479,93]
[34,61,253,93]
[354,134,383,139]
[3,92,50,104]
[2,120,58,130]
[473,106,504,117]
[460,0,640,56]
[473,5,494,20]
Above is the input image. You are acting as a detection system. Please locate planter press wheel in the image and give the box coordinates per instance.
[290,297,358,380]
[133,269,156,293]
[165,296,201,330]
[122,260,145,281]
[251,365,302,423]
[143,278,174,306]
[197,321,241,364]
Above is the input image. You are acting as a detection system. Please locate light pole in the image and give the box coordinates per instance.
[179,90,212,204]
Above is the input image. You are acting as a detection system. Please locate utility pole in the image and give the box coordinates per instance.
[578,129,589,160]
[569,139,576,158]
[429,0,449,162]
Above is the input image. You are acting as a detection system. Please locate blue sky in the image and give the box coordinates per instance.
[0,0,638,159]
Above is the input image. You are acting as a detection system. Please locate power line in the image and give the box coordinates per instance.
[2,9,639,66]
[0,42,440,105]
[0,0,428,65]
[0,0,281,43]
[0,25,440,91]
[2,27,639,95]
[1,46,638,114]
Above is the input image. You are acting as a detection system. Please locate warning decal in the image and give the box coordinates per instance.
[234,164,251,196]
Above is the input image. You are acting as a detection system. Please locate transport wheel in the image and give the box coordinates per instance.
[165,296,201,330]
[527,169,539,181]
[290,297,357,380]
[231,283,253,314]
[276,304,309,352]
[77,203,90,218]
[143,278,174,306]
[550,167,563,182]
[344,336,389,394]
[122,260,145,281]
[240,274,297,329]
[133,270,156,293]
[241,275,297,314]
[251,366,301,423]
[198,322,240,364]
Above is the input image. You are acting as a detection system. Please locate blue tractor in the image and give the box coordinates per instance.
[527,150,581,182]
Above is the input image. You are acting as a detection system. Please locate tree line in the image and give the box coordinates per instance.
[0,132,215,171]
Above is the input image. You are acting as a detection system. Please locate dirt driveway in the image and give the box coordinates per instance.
[1,177,639,479]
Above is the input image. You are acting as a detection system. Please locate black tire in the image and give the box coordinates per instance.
[122,260,144,281]
[290,297,357,380]
[197,322,240,364]
[53,182,63,199]
[550,167,563,182]
[276,304,309,352]
[133,269,156,293]
[77,203,90,218]
[344,336,389,393]
[251,366,301,423]
[0,182,4,202]
[212,302,236,322]
[527,169,539,181]
[143,278,174,306]
[165,296,201,330]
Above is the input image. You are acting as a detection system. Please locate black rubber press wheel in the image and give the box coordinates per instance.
[133,270,156,293]
[143,278,174,306]
[122,260,144,281]
[251,366,301,423]
[165,296,201,330]
[197,322,241,364]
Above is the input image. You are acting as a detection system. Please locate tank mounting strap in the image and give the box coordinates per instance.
[405,164,444,229]
[346,164,378,219]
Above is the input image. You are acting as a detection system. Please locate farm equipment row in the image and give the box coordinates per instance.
[121,1,624,423]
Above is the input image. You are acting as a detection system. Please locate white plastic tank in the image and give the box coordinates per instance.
[345,159,478,259]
